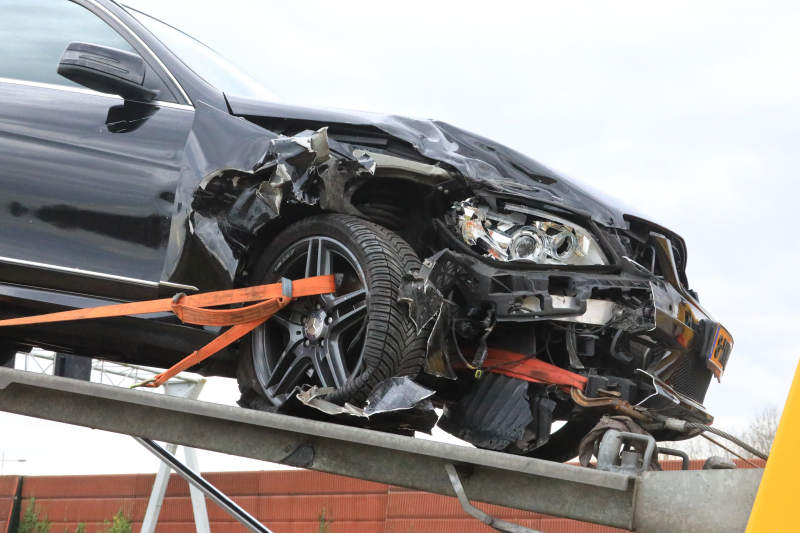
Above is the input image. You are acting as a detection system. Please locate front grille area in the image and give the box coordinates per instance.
[669,354,713,404]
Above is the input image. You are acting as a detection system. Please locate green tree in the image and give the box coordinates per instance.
[742,406,780,457]
[17,498,51,533]
[318,505,332,533]
[105,510,132,533]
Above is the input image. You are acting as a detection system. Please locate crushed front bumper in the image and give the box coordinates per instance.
[403,237,730,427]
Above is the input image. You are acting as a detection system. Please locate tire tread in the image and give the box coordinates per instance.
[237,214,426,409]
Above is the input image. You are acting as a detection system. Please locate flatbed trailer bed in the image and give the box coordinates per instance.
[0,367,761,533]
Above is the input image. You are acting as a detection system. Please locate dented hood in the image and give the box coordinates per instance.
[225,93,653,230]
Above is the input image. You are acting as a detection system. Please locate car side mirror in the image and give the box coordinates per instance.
[57,42,159,102]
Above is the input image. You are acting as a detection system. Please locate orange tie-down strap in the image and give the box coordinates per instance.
[0,275,336,388]
[481,348,588,393]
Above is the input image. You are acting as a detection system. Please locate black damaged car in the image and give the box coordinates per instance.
[0,0,733,461]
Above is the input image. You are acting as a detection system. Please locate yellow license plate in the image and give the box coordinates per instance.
[706,323,733,381]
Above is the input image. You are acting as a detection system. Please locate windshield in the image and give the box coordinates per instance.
[125,7,282,102]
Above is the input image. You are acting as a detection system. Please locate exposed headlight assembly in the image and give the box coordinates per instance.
[454,200,608,266]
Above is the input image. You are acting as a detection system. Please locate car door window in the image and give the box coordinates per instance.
[0,0,176,102]
[0,0,134,87]
[128,8,282,102]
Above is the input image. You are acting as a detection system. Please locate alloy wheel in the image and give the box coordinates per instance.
[251,237,369,405]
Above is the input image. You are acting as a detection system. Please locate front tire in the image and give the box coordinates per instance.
[237,214,426,410]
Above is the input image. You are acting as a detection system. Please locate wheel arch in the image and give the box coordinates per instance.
[236,176,441,287]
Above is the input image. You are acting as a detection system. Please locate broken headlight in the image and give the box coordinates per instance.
[453,200,608,265]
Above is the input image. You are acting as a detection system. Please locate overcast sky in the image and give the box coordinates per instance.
[2,0,799,476]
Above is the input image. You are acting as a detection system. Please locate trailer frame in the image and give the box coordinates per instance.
[0,367,762,533]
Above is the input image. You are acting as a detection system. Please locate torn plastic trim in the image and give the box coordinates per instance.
[277,376,438,434]
[163,102,280,285]
[399,249,475,380]
[399,249,451,334]
[634,370,712,424]
[292,376,435,418]
[650,232,712,321]
[164,103,381,287]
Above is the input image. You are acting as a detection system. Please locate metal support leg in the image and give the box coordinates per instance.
[140,380,209,533]
[183,447,211,533]
[136,438,273,533]
[445,463,544,533]
[141,443,178,533]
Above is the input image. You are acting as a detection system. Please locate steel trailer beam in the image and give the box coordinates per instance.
[0,368,761,532]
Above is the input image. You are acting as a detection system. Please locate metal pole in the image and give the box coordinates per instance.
[0,453,26,477]
[140,442,178,533]
[135,438,273,533]
[182,446,211,533]
[140,380,208,533]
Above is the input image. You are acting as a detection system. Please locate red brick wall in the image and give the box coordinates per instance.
[7,459,764,533]
[0,476,19,533]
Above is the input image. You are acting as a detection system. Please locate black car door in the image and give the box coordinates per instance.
[0,0,194,300]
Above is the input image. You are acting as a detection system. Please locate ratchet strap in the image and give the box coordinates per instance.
[0,275,336,388]
[466,347,588,392]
